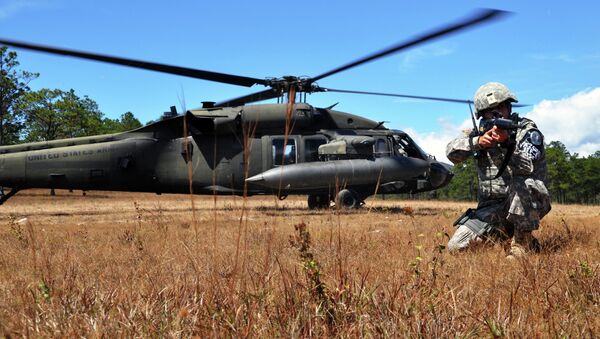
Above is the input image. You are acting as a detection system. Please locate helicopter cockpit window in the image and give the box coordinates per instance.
[393,134,427,160]
[272,138,297,166]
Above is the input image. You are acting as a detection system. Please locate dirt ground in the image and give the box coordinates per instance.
[1,189,599,337]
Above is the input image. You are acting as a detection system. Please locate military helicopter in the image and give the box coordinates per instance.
[0,9,506,209]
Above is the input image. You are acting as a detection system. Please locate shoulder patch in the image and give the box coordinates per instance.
[519,141,542,160]
[528,130,543,146]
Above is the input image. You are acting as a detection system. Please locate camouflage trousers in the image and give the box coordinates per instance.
[448,177,551,252]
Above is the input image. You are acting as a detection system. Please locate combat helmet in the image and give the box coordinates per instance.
[473,82,518,117]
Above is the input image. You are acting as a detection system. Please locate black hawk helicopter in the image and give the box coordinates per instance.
[0,9,506,209]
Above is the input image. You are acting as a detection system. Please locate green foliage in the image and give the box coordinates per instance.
[18,88,104,141]
[289,222,334,325]
[0,47,39,145]
[484,318,505,338]
[570,153,600,204]
[436,158,478,201]
[38,280,51,302]
[545,141,600,204]
[546,141,572,203]
[18,88,144,141]
[100,111,143,134]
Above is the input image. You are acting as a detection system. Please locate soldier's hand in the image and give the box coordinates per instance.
[478,129,497,148]
[491,126,509,143]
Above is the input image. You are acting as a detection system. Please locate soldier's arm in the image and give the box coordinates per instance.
[509,129,544,175]
[446,133,481,164]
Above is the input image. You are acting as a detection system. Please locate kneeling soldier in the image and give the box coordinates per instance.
[446,82,551,258]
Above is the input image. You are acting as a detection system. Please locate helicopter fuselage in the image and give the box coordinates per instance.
[0,103,453,207]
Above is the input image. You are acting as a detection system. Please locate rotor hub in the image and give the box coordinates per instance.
[265,76,320,94]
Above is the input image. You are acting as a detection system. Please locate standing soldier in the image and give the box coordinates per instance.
[446,82,551,258]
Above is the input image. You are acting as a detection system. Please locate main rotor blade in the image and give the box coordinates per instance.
[310,9,508,83]
[321,88,472,104]
[215,88,280,107]
[322,87,529,107]
[0,38,267,87]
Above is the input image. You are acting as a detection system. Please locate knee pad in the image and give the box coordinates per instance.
[454,208,492,236]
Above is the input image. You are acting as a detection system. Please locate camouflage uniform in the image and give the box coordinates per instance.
[446,117,551,251]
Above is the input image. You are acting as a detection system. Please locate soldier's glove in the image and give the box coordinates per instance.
[491,126,509,143]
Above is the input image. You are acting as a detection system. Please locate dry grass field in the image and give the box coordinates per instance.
[0,189,599,337]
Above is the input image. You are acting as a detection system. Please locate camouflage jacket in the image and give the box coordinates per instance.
[446,117,549,202]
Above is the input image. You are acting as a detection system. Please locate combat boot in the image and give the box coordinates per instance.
[506,231,539,259]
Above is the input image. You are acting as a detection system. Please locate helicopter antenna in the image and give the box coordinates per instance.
[162,106,178,119]
[324,102,339,110]
[468,101,478,131]
[374,121,388,129]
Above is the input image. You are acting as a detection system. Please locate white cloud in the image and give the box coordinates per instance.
[525,87,600,157]
[405,117,472,164]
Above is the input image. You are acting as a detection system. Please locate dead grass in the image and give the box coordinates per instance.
[0,189,599,337]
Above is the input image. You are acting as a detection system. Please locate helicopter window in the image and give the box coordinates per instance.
[304,137,328,162]
[396,146,408,156]
[374,138,390,157]
[393,135,427,159]
[272,138,297,166]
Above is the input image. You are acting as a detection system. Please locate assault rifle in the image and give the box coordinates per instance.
[479,114,519,134]
[470,111,520,179]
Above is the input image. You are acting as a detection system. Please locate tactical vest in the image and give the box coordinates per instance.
[476,118,548,203]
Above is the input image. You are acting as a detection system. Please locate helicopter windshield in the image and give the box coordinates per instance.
[392,132,429,160]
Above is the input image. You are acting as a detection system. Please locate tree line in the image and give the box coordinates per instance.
[0,47,142,145]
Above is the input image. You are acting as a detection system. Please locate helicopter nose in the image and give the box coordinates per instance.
[429,161,453,188]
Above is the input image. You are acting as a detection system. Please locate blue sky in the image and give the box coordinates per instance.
[1,0,599,160]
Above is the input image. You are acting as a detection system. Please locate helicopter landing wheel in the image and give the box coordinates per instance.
[308,194,330,209]
[336,189,361,209]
